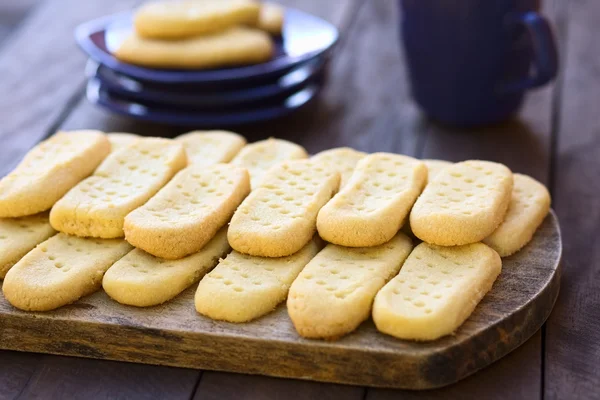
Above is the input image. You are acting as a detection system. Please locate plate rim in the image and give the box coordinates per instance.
[75,8,339,84]
[90,58,326,108]
[86,77,322,126]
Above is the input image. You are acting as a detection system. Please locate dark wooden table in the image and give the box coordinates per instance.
[0,0,598,399]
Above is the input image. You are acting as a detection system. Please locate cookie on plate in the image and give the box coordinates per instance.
[257,3,285,35]
[134,0,261,39]
[115,27,273,70]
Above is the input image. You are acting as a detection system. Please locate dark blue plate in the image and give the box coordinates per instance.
[87,57,326,109]
[86,78,321,127]
[75,8,338,84]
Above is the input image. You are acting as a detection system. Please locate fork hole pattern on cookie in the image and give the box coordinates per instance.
[288,232,413,339]
[317,153,427,247]
[124,164,250,259]
[50,138,187,238]
[410,160,513,246]
[372,242,502,341]
[195,238,321,322]
[228,160,339,257]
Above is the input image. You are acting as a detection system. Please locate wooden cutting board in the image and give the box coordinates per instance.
[0,211,562,390]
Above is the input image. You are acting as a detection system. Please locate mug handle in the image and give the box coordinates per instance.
[501,11,559,92]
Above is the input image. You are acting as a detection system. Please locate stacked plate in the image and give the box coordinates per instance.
[75,7,339,127]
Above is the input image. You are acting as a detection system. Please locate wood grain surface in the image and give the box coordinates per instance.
[0,212,561,390]
[0,0,39,45]
[0,0,141,177]
[544,0,600,398]
[2,0,599,396]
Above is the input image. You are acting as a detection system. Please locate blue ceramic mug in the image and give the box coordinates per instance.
[399,0,558,126]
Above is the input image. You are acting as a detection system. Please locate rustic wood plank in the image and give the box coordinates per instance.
[545,0,600,397]
[60,93,181,137]
[268,0,422,156]
[14,356,199,400]
[418,115,553,184]
[0,0,40,46]
[367,331,543,400]
[0,212,562,389]
[194,373,365,400]
[0,351,41,400]
[0,0,140,178]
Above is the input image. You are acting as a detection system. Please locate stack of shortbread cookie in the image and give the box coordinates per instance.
[115,0,284,69]
[290,155,549,341]
[0,130,550,343]
[0,131,305,311]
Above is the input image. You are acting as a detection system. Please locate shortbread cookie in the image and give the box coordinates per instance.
[104,227,230,307]
[134,0,260,39]
[231,138,308,189]
[373,242,501,341]
[50,138,187,238]
[410,160,513,246]
[398,159,452,239]
[288,232,413,339]
[483,174,551,257]
[124,164,250,259]
[115,27,273,70]
[108,132,139,152]
[195,238,321,322]
[317,153,427,247]
[176,130,246,167]
[423,159,452,181]
[228,160,339,257]
[2,233,132,311]
[0,213,56,278]
[257,3,285,35]
[312,147,366,188]
[0,131,110,217]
